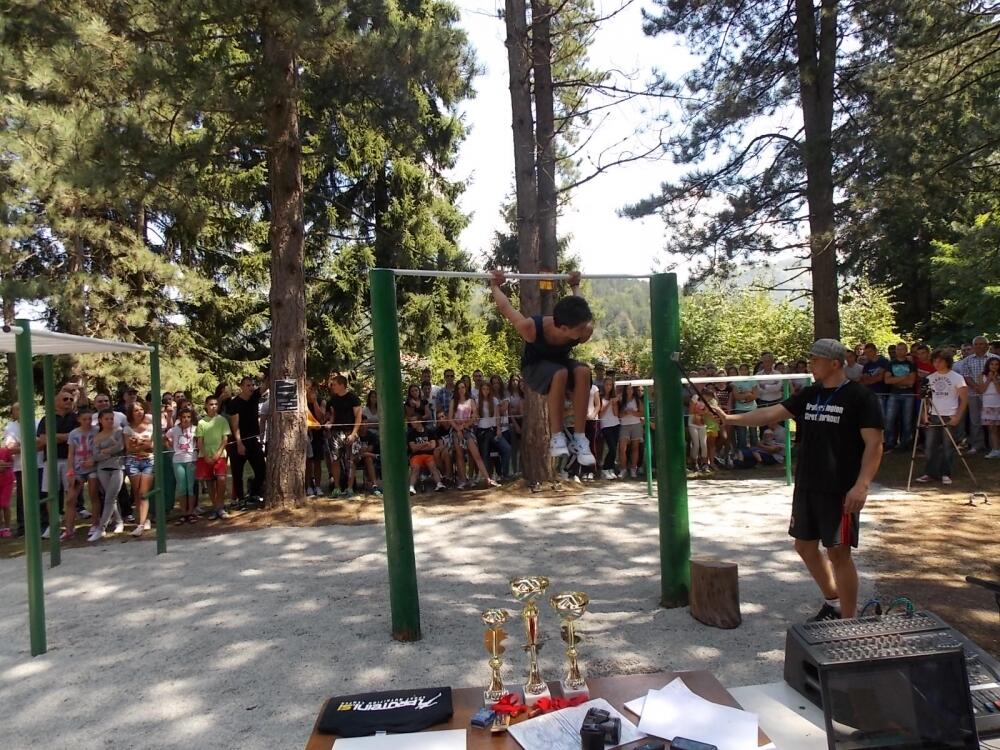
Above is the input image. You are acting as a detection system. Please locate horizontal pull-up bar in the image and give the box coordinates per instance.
[617,373,814,386]
[384,268,653,280]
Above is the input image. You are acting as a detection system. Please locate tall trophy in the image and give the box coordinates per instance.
[510,575,551,705]
[549,591,590,700]
[481,608,510,705]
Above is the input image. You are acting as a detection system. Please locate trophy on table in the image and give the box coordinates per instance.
[549,591,590,700]
[509,575,551,705]
[481,608,510,705]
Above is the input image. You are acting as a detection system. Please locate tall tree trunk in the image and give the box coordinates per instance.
[532,0,558,316]
[505,0,551,486]
[262,11,307,509]
[1,263,16,405]
[794,0,840,339]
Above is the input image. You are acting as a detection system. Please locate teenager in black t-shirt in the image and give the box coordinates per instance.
[325,375,362,497]
[724,339,884,621]
[226,376,266,505]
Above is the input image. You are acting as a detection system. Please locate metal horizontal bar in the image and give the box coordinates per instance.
[384,268,653,280]
[2,325,24,334]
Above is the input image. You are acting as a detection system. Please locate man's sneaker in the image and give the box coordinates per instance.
[41,526,50,540]
[571,474,581,484]
[113,522,125,534]
[549,432,570,458]
[372,487,383,497]
[409,485,417,496]
[78,508,92,520]
[87,528,104,543]
[217,509,231,520]
[807,603,842,622]
[966,447,978,455]
[435,482,446,492]
[915,475,933,483]
[130,525,144,537]
[942,475,953,485]
[557,470,569,481]
[986,450,1000,459]
[630,467,639,479]
[306,486,315,497]
[570,434,596,466]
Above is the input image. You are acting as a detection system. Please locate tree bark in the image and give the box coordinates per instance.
[505,0,552,486]
[1,263,16,404]
[262,11,307,509]
[532,0,558,316]
[794,0,840,339]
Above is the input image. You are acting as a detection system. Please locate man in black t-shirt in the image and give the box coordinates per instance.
[724,339,884,621]
[226,376,266,506]
[325,374,362,497]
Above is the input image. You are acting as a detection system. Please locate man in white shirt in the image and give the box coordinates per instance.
[844,350,863,382]
[756,352,783,406]
[953,336,999,454]
[916,349,968,485]
[90,392,128,429]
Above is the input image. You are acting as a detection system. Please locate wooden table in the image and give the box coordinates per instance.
[305,671,772,749]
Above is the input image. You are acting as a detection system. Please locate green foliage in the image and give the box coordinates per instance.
[585,279,902,376]
[930,209,1000,341]
[0,0,478,408]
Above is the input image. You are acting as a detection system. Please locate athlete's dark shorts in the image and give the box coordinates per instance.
[789,487,859,549]
[521,358,589,395]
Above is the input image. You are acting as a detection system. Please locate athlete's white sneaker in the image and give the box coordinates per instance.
[570,433,596,466]
[549,432,570,458]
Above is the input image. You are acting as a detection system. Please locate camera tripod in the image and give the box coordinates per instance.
[907,392,989,505]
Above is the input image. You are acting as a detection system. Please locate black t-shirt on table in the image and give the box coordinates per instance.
[226,390,261,439]
[328,392,361,430]
[406,426,434,455]
[782,380,884,495]
[37,411,79,461]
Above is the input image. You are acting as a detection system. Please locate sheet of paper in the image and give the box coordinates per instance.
[636,680,758,750]
[623,676,680,716]
[332,728,466,749]
[507,697,645,750]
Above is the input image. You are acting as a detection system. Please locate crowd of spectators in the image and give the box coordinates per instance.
[0,337,996,539]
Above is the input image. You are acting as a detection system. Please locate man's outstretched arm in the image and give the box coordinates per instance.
[490,270,536,341]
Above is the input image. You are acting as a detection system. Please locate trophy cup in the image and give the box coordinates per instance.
[549,591,590,700]
[481,608,510,705]
[510,575,551,705]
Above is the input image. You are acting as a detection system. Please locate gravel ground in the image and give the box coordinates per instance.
[0,478,882,750]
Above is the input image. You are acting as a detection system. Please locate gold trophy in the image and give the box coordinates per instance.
[510,575,551,705]
[481,608,510,705]
[549,591,590,700]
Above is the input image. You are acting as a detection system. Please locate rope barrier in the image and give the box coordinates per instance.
[385,268,652,280]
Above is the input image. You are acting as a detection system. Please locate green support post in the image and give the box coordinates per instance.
[370,269,422,641]
[14,320,46,655]
[42,355,61,567]
[650,274,691,608]
[643,389,653,498]
[151,343,167,554]
[783,380,792,486]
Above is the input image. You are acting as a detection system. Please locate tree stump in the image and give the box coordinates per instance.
[689,559,742,629]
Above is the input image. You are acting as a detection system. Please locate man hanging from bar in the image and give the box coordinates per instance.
[489,270,597,467]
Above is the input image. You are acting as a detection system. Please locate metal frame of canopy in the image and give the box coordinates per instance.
[1,321,167,657]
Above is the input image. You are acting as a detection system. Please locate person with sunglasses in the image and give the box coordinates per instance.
[35,389,80,538]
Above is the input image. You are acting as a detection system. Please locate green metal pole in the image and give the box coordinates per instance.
[42,356,61,567]
[151,343,167,554]
[783,380,792,486]
[14,320,46,655]
[643,389,653,498]
[650,274,690,608]
[370,269,422,641]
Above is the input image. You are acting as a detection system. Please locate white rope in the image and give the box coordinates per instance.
[386,268,653,280]
[617,373,813,387]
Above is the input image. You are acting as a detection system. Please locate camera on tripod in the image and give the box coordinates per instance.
[580,707,621,749]
[920,379,933,401]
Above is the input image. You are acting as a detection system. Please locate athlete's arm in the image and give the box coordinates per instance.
[489,271,536,341]
[845,427,883,514]
[724,403,792,427]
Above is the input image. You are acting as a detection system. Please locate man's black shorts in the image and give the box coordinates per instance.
[789,487,859,548]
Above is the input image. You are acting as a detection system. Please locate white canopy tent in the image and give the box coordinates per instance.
[0,326,152,355]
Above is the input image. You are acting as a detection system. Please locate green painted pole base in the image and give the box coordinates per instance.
[370,269,422,641]
[650,275,691,608]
